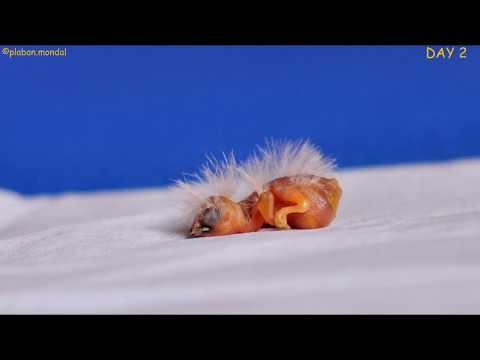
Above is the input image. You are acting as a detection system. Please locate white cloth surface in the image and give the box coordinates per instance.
[1,159,479,314]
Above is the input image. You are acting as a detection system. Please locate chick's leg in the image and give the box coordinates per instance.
[273,189,310,229]
[256,190,275,226]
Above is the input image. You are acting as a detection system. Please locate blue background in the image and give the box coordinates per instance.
[1,46,479,195]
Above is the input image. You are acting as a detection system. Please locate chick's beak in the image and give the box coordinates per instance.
[188,224,211,238]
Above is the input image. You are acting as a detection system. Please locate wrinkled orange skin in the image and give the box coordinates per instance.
[189,175,342,237]
[261,175,341,229]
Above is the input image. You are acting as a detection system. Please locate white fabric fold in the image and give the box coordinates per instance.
[1,158,479,314]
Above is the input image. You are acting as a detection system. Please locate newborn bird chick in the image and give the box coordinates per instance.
[178,139,342,238]
[189,175,342,237]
